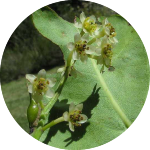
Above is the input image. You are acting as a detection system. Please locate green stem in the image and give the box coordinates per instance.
[32,51,74,139]
[42,117,64,131]
[40,50,73,118]
[39,101,44,109]
[67,50,74,67]
[31,127,43,140]
[80,29,84,36]
[37,76,67,127]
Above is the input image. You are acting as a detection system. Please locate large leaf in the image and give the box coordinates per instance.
[32,7,78,47]
[32,7,149,149]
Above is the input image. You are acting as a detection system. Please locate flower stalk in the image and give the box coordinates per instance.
[32,117,65,140]
[42,117,64,131]
[32,49,74,139]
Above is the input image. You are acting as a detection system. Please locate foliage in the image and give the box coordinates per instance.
[1,0,150,150]
[31,6,149,149]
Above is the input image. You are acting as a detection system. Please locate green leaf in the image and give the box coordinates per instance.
[32,7,78,47]
[32,8,149,149]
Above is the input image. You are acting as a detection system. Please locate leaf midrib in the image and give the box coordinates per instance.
[90,59,131,128]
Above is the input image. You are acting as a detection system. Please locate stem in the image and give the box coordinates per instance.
[29,93,32,102]
[80,29,84,36]
[39,101,44,109]
[42,117,64,131]
[40,50,74,118]
[67,50,74,67]
[32,51,74,139]
[39,76,67,123]
[31,127,43,140]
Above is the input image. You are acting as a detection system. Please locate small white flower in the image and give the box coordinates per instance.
[26,69,56,102]
[74,12,100,36]
[96,18,118,45]
[95,35,113,68]
[67,33,96,63]
[63,103,88,132]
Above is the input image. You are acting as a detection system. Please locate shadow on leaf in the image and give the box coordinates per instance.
[43,84,100,146]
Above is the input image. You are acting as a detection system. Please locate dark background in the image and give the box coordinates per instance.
[0,0,117,84]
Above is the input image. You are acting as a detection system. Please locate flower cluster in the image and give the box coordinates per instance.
[26,11,118,136]
[69,12,118,72]
[63,103,88,132]
[26,69,56,103]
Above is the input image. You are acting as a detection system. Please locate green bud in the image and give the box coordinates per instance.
[27,95,39,128]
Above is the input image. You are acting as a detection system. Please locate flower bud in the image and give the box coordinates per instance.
[27,97,39,127]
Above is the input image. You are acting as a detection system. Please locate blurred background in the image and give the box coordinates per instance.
[0,0,117,132]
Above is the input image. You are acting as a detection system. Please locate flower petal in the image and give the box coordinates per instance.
[26,74,36,83]
[89,15,96,22]
[80,12,86,23]
[32,93,43,103]
[78,114,88,124]
[67,42,75,51]
[104,18,109,25]
[69,103,76,112]
[74,33,81,43]
[57,67,65,76]
[48,78,56,87]
[113,37,118,44]
[37,69,46,79]
[101,36,108,48]
[95,30,99,36]
[80,55,88,63]
[27,84,33,93]
[86,45,95,54]
[63,111,69,121]
[45,88,54,98]
[73,50,79,60]
[69,121,74,132]
[57,67,65,73]
[75,103,83,111]
[83,28,88,33]
[95,47,102,55]
[74,22,82,28]
[105,27,110,35]
[85,49,94,55]
[81,33,89,42]
[96,38,101,46]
